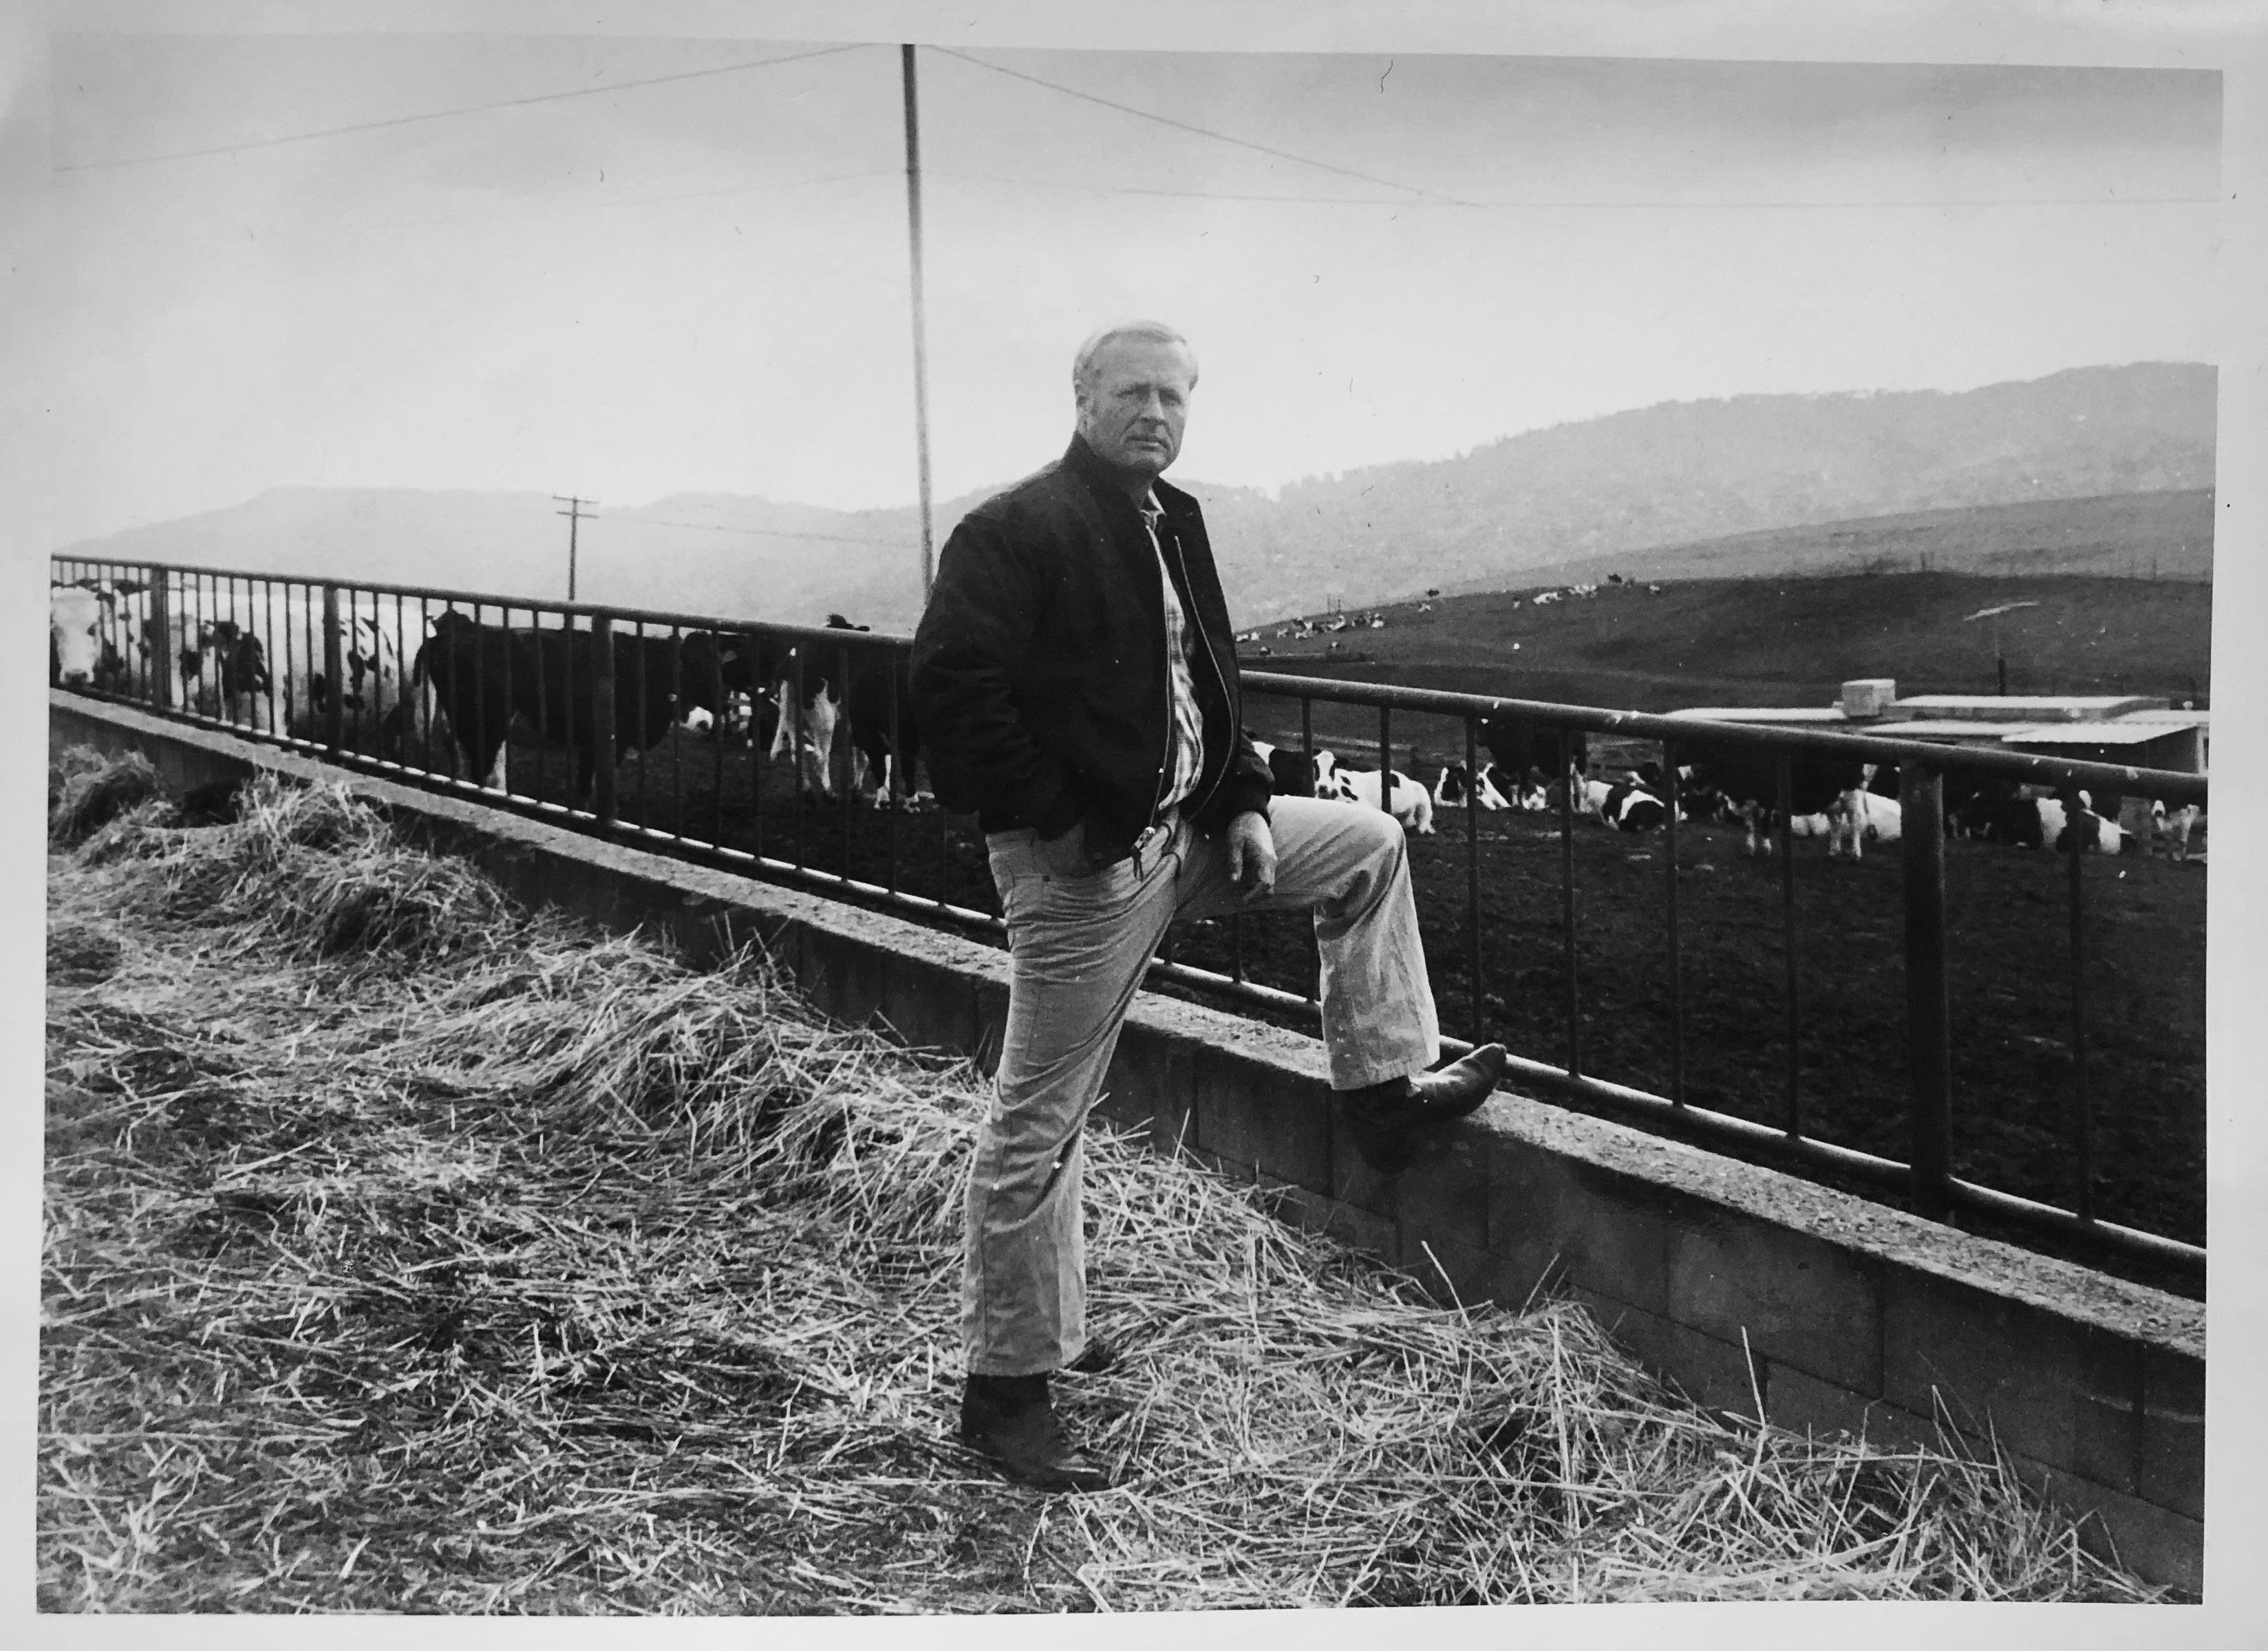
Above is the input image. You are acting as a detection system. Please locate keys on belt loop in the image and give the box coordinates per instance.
[1130,808,1177,876]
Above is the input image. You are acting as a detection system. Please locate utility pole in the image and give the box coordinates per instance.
[901,44,937,598]
[553,495,597,601]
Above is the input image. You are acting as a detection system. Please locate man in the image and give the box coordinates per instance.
[911,321,1506,1493]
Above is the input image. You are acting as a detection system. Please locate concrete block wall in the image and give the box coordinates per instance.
[47,695,2207,1593]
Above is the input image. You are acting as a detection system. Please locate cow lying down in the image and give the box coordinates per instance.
[1314,751,1435,834]
[1434,761,1549,812]
[1248,738,1434,834]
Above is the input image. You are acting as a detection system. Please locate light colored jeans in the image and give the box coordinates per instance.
[962,796,1440,1376]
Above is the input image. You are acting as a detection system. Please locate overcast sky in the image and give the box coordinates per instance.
[15,34,2224,546]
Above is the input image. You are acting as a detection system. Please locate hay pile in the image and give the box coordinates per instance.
[41,753,2170,1610]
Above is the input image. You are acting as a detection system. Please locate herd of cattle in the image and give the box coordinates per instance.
[1256,717,2202,863]
[52,574,2205,863]
[48,576,922,806]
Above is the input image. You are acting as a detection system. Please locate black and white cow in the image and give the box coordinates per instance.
[1962,790,2124,854]
[1248,737,1322,799]
[1433,761,1514,812]
[1481,715,1587,806]
[1311,750,1435,834]
[1578,776,1668,832]
[2151,800,2203,862]
[1675,742,1872,858]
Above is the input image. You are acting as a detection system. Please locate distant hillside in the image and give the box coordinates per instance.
[1195,362,2214,619]
[1473,488,2214,594]
[1241,570,2212,719]
[54,363,2214,630]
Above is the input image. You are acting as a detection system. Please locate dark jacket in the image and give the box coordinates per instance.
[912,434,1274,867]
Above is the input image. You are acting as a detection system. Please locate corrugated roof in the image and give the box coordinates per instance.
[2113,709,2211,726]
[1892,694,2153,711]
[2001,724,2199,748]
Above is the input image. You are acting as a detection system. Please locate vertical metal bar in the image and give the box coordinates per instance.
[709,631,727,850]
[746,629,767,864]
[147,566,172,711]
[672,627,688,841]
[1902,762,1953,1216]
[635,621,650,823]
[1560,726,1581,1079]
[220,574,236,727]
[791,648,808,873]
[321,583,344,755]
[1466,716,1484,1044]
[237,575,253,731]
[279,581,297,735]
[1665,740,1686,1108]
[182,572,200,715]
[1303,696,1320,1003]
[529,612,549,806]
[343,588,360,750]
[1378,704,1393,814]
[591,615,617,822]
[392,589,407,763]
[416,596,431,771]
[839,640,854,876]
[2069,822,2094,1222]
[470,603,490,790]
[1779,753,1801,1136]
[886,644,902,895]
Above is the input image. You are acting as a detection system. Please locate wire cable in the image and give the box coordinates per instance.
[928,165,2210,212]
[57,42,875,173]
[930,47,1479,209]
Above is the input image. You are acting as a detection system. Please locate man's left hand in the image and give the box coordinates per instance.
[1226,810,1276,900]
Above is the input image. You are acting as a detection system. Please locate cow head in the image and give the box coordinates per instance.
[50,585,109,686]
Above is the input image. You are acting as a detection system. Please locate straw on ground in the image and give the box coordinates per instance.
[41,752,2171,1610]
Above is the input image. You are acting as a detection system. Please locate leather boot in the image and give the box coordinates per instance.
[1337,1043,1508,1174]
[960,1372,1115,1492]
[1064,1334,1120,1376]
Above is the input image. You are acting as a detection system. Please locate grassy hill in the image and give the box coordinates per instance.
[1199,363,2214,620]
[1453,488,2213,595]
[1242,570,2212,715]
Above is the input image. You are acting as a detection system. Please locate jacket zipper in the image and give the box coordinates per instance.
[1160,514,1232,820]
[1143,516,1175,833]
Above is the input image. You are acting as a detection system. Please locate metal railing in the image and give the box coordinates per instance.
[49,557,2208,1279]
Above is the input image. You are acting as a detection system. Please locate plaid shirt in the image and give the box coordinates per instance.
[1141,493,1206,814]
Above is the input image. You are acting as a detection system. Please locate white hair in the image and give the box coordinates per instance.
[1072,320,1198,394]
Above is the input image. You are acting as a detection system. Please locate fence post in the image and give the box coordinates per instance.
[147,567,173,711]
[591,615,618,823]
[321,583,344,755]
[1901,761,1952,1216]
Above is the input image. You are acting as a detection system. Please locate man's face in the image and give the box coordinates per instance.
[1076,336,1197,480]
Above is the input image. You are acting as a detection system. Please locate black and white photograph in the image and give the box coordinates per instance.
[17,0,2265,1632]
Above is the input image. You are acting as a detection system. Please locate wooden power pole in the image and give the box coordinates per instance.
[553,495,597,601]
[901,45,937,598]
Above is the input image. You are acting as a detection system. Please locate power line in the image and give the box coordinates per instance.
[554,495,597,601]
[56,42,875,173]
[930,166,2212,211]
[601,513,912,549]
[931,47,1479,208]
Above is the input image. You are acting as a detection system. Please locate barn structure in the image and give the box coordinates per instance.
[1672,679,2210,830]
